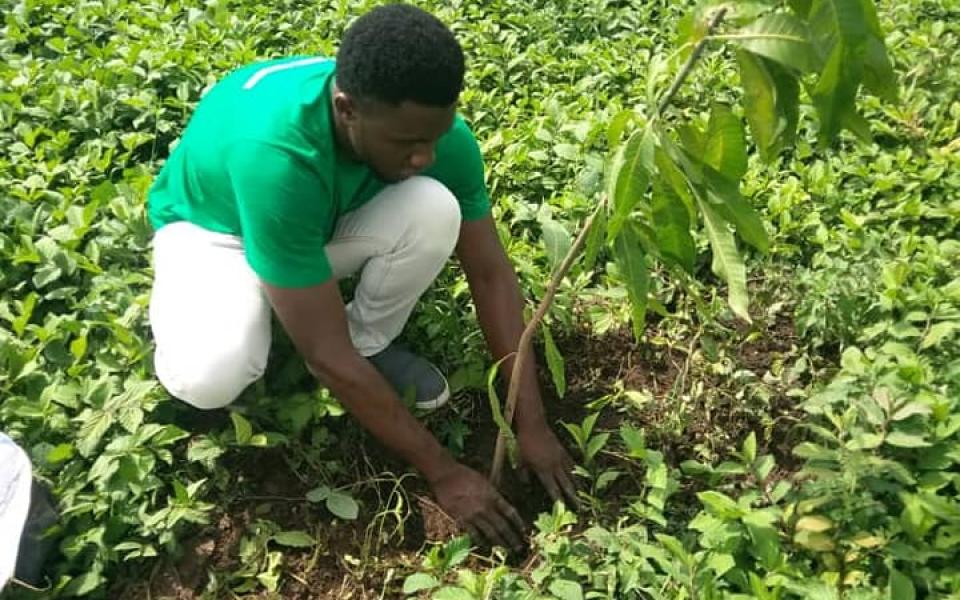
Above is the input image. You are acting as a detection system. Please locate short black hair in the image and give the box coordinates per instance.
[336,4,465,107]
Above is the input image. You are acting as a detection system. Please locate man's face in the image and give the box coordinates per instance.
[335,93,456,183]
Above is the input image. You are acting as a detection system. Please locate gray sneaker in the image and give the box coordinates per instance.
[367,344,450,411]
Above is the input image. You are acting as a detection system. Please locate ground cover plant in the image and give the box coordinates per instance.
[1,0,958,598]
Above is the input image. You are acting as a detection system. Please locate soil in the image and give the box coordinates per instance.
[119,317,804,599]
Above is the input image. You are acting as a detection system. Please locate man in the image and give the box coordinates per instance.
[147,4,576,550]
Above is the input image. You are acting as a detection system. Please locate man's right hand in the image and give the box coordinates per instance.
[429,463,526,551]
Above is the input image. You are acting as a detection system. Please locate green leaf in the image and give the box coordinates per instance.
[581,206,607,272]
[863,35,897,101]
[704,104,748,182]
[326,490,360,520]
[731,13,816,73]
[738,50,799,161]
[698,491,744,518]
[539,216,572,271]
[548,579,584,600]
[888,568,915,600]
[706,552,736,576]
[796,515,834,532]
[697,198,750,322]
[884,431,931,448]
[230,411,253,445]
[613,224,650,339]
[306,485,331,503]
[701,164,769,253]
[486,359,517,466]
[921,321,959,349]
[651,173,695,274]
[542,324,566,398]
[433,587,475,600]
[607,126,655,242]
[745,520,782,569]
[794,531,835,552]
[402,573,440,595]
[742,431,757,463]
[272,530,316,548]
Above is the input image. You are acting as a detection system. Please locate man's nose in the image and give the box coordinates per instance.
[408,146,435,170]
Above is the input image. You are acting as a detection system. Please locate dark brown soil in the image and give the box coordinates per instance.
[118,317,805,599]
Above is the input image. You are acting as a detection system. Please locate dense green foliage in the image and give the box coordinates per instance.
[1,0,958,598]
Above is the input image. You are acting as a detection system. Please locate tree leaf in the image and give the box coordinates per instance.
[704,104,748,182]
[306,485,331,503]
[921,321,959,349]
[581,205,607,272]
[542,324,566,398]
[651,174,695,274]
[230,411,253,445]
[697,198,750,322]
[402,573,440,595]
[698,490,744,518]
[731,13,816,73]
[884,431,931,448]
[863,35,897,101]
[272,530,316,548]
[613,224,650,339]
[326,490,360,520]
[738,51,800,161]
[701,164,769,253]
[607,126,655,242]
[539,216,572,271]
[888,568,915,600]
[549,579,584,600]
[796,515,834,532]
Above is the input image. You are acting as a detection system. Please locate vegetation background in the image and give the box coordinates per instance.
[1,0,958,598]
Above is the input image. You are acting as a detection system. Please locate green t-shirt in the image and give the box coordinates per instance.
[147,56,491,287]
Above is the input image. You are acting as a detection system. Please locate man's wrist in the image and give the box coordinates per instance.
[418,451,462,486]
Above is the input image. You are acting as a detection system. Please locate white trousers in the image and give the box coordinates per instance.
[148,176,462,410]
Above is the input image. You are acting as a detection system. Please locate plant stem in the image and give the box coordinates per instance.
[488,6,728,488]
[656,7,728,116]
[490,200,605,487]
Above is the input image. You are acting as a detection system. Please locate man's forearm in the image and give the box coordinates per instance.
[468,267,547,431]
[309,354,459,482]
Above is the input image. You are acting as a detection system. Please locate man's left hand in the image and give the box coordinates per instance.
[518,421,579,508]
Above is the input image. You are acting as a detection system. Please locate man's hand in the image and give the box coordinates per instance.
[429,463,526,551]
[518,421,579,508]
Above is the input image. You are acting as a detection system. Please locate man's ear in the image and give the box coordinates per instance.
[333,90,359,123]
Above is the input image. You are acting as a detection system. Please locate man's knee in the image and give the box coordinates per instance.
[156,347,266,410]
[405,176,462,257]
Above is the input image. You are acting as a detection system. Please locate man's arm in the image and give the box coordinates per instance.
[455,215,578,505]
[262,279,525,548]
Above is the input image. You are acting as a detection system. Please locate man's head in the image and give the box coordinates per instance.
[333,4,465,182]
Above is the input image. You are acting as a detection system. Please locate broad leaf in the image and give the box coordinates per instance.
[403,573,440,595]
[704,104,748,182]
[888,568,916,600]
[581,206,607,271]
[272,530,316,548]
[701,164,769,253]
[326,490,360,520]
[698,199,750,321]
[539,215,572,271]
[613,224,650,339]
[811,42,864,145]
[651,175,695,273]
[862,35,897,101]
[731,13,816,73]
[542,324,566,398]
[738,50,800,160]
[607,126,655,242]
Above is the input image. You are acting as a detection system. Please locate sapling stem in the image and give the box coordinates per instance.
[488,6,728,489]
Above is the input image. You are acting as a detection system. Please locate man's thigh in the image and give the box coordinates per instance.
[148,222,271,409]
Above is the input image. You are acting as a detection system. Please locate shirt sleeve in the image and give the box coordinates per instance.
[226,141,335,288]
[429,116,492,221]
